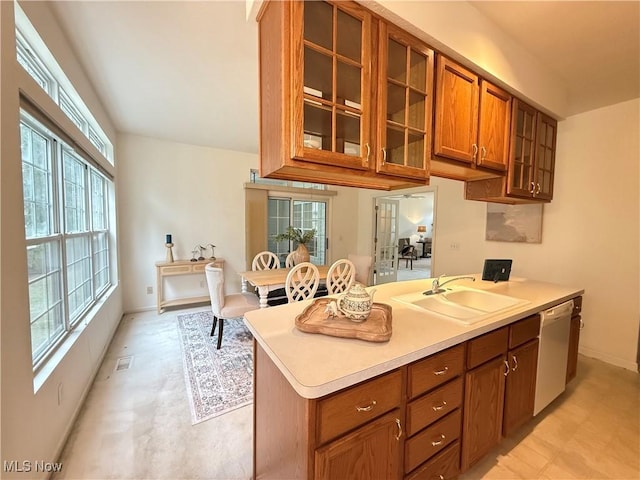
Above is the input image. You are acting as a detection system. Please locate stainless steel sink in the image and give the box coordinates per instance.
[392,287,529,324]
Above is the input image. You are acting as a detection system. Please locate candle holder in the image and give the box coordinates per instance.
[165,243,175,263]
[190,247,199,262]
[197,245,205,261]
[207,244,216,260]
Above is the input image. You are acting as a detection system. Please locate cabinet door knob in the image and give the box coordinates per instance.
[394,418,403,440]
[355,400,377,412]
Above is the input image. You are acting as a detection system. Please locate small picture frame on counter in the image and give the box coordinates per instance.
[482,259,512,282]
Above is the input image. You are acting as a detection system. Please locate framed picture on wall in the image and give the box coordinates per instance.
[486,203,543,243]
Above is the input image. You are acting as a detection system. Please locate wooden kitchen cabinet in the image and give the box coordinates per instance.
[461,355,507,471]
[461,327,508,470]
[254,343,404,479]
[315,410,402,480]
[432,55,511,181]
[566,296,583,384]
[465,98,558,203]
[503,314,540,436]
[258,0,429,190]
[503,339,539,436]
[376,21,434,181]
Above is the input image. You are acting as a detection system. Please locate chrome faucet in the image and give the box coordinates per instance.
[424,275,476,295]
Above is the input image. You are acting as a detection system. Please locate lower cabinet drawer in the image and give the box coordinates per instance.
[408,344,465,399]
[405,441,460,480]
[405,409,461,474]
[406,377,463,437]
[316,369,402,445]
[466,327,508,369]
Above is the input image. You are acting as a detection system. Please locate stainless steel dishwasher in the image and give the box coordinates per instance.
[533,299,574,416]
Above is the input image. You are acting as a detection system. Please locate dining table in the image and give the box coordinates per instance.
[240,264,330,308]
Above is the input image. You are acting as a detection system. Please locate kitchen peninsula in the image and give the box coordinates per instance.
[244,275,583,480]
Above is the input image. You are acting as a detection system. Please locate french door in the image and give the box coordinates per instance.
[267,198,327,266]
[374,198,399,284]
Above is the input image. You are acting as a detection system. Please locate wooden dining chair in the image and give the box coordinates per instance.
[252,251,280,271]
[285,262,320,302]
[326,259,356,295]
[205,264,260,349]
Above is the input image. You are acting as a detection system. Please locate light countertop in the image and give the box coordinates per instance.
[243,274,583,399]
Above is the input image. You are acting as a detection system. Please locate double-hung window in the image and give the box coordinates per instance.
[22,114,112,366]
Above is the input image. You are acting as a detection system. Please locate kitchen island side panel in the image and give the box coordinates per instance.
[255,341,314,479]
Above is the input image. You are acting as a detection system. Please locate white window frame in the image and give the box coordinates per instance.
[21,113,112,367]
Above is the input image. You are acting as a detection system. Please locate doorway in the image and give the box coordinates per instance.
[373,188,436,284]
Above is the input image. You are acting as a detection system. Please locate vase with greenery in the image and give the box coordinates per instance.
[274,226,316,264]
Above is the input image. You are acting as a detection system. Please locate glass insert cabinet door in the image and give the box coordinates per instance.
[507,99,537,197]
[291,1,372,170]
[376,22,434,180]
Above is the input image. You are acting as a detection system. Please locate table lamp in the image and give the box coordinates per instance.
[417,225,427,239]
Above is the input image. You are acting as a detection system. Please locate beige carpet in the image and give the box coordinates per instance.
[176,311,253,425]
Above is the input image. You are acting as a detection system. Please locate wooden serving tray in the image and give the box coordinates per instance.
[295,298,392,342]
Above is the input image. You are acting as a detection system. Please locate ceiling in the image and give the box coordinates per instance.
[49,1,639,154]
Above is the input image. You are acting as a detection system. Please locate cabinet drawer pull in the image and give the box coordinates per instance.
[432,400,448,411]
[481,145,487,162]
[511,355,518,372]
[433,366,449,376]
[439,476,445,480]
[580,319,584,329]
[504,360,510,376]
[529,182,536,194]
[355,400,377,412]
[472,143,478,162]
[382,147,387,163]
[431,433,446,447]
[536,183,541,194]
[365,143,370,162]
[395,418,403,440]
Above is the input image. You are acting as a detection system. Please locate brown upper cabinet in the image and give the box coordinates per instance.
[376,22,434,181]
[257,0,430,190]
[465,98,558,203]
[432,56,512,181]
[507,99,557,200]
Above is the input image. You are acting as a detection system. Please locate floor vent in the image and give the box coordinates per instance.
[115,356,133,372]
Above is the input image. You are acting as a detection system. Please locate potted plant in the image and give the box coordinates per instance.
[274,226,316,264]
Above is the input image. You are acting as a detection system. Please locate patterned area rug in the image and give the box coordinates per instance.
[176,311,253,425]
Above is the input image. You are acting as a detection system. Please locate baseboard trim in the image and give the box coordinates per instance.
[578,346,639,372]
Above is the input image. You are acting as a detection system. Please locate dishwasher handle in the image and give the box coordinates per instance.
[541,300,574,323]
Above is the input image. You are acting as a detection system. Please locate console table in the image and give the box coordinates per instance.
[155,258,224,314]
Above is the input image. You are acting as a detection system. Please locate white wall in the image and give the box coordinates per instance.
[397,194,435,244]
[355,99,640,370]
[1,2,123,478]
[117,134,258,311]
[117,134,361,312]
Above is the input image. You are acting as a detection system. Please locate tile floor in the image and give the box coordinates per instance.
[53,307,639,480]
